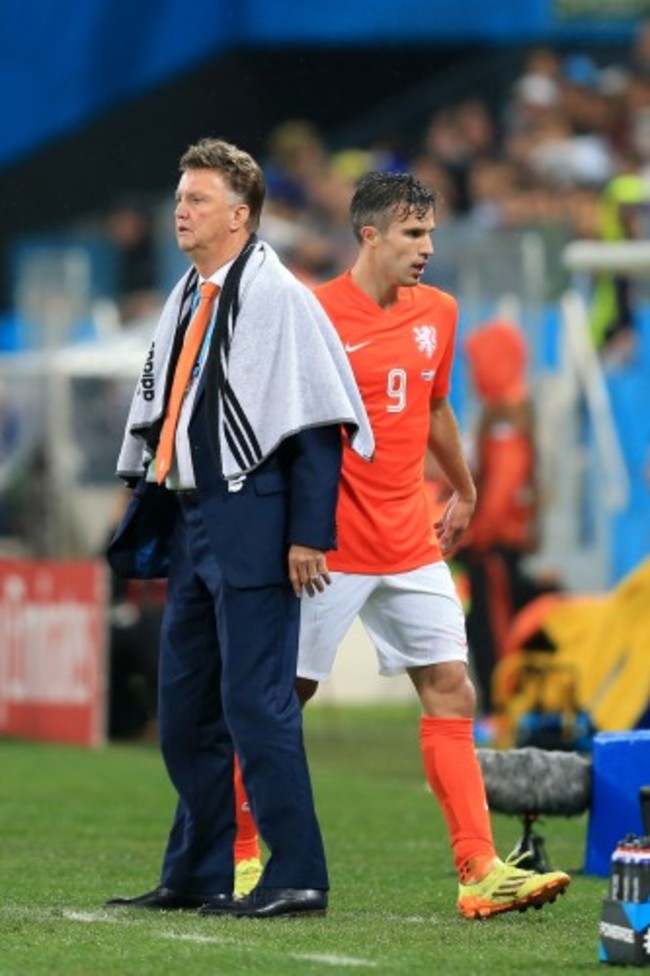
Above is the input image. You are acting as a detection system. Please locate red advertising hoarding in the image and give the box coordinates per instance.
[0,560,108,746]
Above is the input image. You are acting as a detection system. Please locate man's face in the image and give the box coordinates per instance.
[371,205,435,286]
[174,168,247,266]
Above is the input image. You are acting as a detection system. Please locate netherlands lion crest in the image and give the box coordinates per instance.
[413,324,437,359]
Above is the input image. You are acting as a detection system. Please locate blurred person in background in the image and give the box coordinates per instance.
[0,380,24,536]
[263,119,330,215]
[524,47,563,82]
[108,572,164,740]
[105,489,163,741]
[464,156,521,229]
[421,102,496,212]
[305,153,360,270]
[458,319,548,716]
[631,19,650,79]
[262,119,350,283]
[590,147,650,364]
[102,195,160,324]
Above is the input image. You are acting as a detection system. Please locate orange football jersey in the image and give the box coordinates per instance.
[315,272,458,573]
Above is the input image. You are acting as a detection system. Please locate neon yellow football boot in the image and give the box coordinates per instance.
[457,854,571,919]
[234,857,263,899]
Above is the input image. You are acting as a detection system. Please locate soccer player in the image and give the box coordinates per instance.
[237,171,571,919]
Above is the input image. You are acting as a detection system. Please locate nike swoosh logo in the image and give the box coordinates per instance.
[344,341,372,353]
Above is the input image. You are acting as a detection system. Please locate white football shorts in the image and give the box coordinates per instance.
[298,561,468,680]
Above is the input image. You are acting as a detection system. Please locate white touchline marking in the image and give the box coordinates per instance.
[3,906,431,928]
[4,910,387,972]
[292,954,377,968]
[62,910,120,923]
[162,934,377,965]
[161,931,377,966]
[161,933,232,945]
[336,911,430,924]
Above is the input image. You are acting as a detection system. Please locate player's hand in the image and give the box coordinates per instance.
[288,545,331,598]
[434,492,475,558]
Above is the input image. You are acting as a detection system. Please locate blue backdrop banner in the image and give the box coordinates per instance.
[2,0,646,167]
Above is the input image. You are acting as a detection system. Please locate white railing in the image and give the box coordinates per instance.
[560,239,648,514]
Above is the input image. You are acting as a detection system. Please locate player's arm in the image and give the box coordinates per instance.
[428,396,476,557]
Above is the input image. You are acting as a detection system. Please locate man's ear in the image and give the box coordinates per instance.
[360,225,379,247]
[231,203,250,231]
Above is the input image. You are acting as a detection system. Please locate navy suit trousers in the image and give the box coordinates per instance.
[158,492,328,895]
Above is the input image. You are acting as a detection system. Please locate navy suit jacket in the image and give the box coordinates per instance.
[107,413,343,588]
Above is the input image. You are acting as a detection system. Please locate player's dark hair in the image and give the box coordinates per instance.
[350,172,436,242]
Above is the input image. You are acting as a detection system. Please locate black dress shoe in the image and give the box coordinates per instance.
[200,887,327,919]
[105,886,232,911]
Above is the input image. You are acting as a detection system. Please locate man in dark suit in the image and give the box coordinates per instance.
[106,138,373,919]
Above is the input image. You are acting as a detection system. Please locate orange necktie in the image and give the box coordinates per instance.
[155,281,220,484]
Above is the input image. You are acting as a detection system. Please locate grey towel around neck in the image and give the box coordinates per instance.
[116,240,374,483]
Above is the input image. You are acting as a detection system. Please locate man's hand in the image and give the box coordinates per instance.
[288,545,331,598]
[434,492,476,558]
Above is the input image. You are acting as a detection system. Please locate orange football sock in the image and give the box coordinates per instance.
[233,756,261,864]
[420,715,496,880]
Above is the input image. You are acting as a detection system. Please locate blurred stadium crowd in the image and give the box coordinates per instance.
[69,26,650,343]
[260,31,650,293]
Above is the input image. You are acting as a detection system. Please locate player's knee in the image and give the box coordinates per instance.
[411,661,476,717]
[454,674,477,716]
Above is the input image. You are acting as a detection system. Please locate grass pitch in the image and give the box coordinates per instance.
[1,704,606,975]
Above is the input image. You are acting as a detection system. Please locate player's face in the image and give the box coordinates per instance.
[374,206,435,287]
[174,168,249,272]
